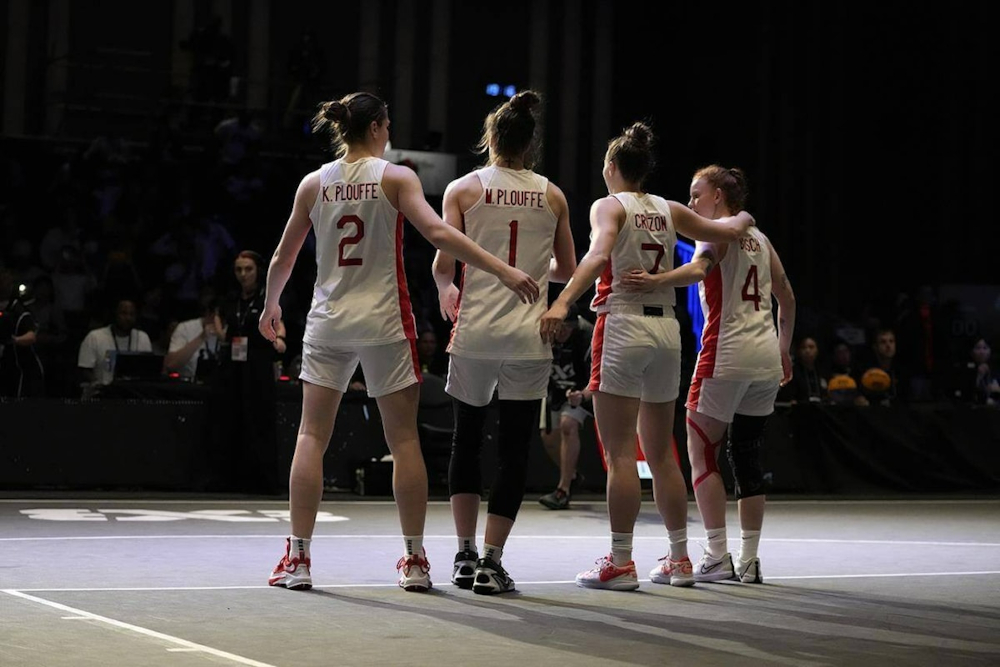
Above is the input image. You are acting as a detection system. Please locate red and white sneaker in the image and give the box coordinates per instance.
[268,538,312,590]
[396,550,432,592]
[649,555,695,587]
[575,554,639,591]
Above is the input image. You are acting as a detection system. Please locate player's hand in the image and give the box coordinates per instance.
[566,389,584,407]
[620,269,658,293]
[779,350,793,387]
[438,283,460,322]
[539,301,569,343]
[500,266,540,304]
[258,302,282,342]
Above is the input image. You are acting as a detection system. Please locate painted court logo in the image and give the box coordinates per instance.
[19,509,349,522]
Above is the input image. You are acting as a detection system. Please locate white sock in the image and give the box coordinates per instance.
[458,536,477,555]
[290,536,310,560]
[403,535,423,557]
[667,528,688,560]
[483,543,503,563]
[739,529,761,563]
[611,532,633,566]
[705,527,727,559]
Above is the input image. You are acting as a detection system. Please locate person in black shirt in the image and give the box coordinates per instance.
[538,303,593,509]
[778,336,827,404]
[0,270,44,398]
[207,250,287,493]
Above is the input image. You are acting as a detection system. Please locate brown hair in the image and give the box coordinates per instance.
[235,249,266,285]
[606,121,656,187]
[691,165,749,213]
[476,90,542,168]
[311,92,389,157]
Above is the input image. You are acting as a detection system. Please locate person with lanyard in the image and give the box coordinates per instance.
[164,296,226,382]
[207,250,287,493]
[77,298,152,395]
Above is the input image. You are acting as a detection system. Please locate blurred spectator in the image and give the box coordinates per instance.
[857,327,907,407]
[40,210,83,272]
[51,245,98,337]
[778,336,828,404]
[214,110,263,168]
[29,275,67,349]
[416,325,446,377]
[952,337,999,406]
[538,303,593,510]
[894,284,943,402]
[99,243,143,309]
[77,298,152,395]
[164,297,223,382]
[0,269,45,397]
[29,275,69,396]
[205,251,286,493]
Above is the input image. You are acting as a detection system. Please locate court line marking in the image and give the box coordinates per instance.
[2,535,999,547]
[2,589,276,667]
[8,570,1000,593]
[1,498,998,505]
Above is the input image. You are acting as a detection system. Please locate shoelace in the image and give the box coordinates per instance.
[396,555,431,573]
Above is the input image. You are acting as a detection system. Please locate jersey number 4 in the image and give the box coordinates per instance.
[741,265,761,310]
[337,215,364,266]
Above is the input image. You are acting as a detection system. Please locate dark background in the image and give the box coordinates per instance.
[1,0,997,391]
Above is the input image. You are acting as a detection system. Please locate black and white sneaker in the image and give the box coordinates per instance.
[471,557,515,595]
[736,557,763,584]
[452,550,478,589]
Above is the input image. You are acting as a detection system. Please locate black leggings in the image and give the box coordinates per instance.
[448,398,541,521]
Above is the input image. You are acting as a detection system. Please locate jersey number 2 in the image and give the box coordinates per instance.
[337,215,364,267]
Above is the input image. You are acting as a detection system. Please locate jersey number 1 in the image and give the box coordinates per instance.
[508,220,518,266]
[337,215,364,266]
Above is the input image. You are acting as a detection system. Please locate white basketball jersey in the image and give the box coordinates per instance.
[590,192,677,313]
[446,166,558,360]
[305,157,416,346]
[693,227,782,380]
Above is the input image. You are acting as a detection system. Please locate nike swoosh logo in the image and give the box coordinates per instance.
[702,561,722,572]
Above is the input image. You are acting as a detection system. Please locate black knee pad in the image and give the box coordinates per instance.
[449,399,487,497]
[487,399,541,521]
[726,414,768,499]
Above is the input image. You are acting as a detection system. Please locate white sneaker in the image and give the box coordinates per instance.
[649,555,695,587]
[736,557,763,583]
[575,554,639,591]
[396,551,432,592]
[693,552,735,582]
[268,537,312,590]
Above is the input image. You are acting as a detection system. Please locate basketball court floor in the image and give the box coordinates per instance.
[2,495,998,666]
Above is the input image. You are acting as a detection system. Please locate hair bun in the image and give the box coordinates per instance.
[509,90,540,113]
[624,122,653,148]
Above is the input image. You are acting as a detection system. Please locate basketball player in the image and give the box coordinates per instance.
[539,123,755,591]
[258,92,540,593]
[432,90,576,594]
[624,165,794,584]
